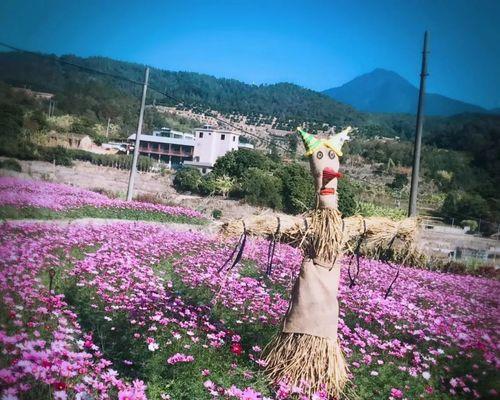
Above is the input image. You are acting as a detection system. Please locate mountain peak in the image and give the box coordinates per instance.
[323,69,485,116]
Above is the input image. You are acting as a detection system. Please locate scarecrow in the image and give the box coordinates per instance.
[219,127,422,398]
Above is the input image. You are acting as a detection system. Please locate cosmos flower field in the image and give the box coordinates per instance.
[0,177,205,223]
[0,178,499,399]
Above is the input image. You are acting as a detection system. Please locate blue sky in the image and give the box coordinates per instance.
[0,0,499,108]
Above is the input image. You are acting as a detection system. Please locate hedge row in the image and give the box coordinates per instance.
[0,140,153,172]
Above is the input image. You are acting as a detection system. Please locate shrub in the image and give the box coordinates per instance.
[38,146,73,166]
[212,149,273,179]
[173,167,202,192]
[0,102,23,137]
[211,209,222,219]
[387,173,408,191]
[241,168,283,210]
[441,191,490,227]
[280,163,315,214]
[214,175,236,198]
[355,201,406,220]
[461,219,478,232]
[338,178,358,217]
[198,173,218,195]
[0,158,22,172]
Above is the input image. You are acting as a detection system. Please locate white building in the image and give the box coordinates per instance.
[128,125,253,172]
[184,125,240,173]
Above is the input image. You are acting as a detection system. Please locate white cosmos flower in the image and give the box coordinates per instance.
[148,342,159,351]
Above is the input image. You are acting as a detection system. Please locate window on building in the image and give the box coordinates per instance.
[199,132,204,138]
[233,136,236,142]
[221,134,226,140]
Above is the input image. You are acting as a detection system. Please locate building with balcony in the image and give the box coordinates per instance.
[128,128,195,167]
[128,125,253,172]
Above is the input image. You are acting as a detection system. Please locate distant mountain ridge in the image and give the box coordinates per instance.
[323,68,487,116]
[0,51,497,143]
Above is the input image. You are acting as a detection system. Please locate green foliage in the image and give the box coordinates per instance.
[346,138,498,226]
[441,192,490,223]
[212,149,272,179]
[279,163,315,214]
[0,52,364,135]
[460,219,478,232]
[0,158,22,172]
[173,166,202,192]
[213,175,236,198]
[24,109,48,131]
[38,145,73,166]
[211,209,222,219]
[387,173,409,191]
[338,178,359,217]
[0,102,24,137]
[241,168,283,210]
[355,201,406,220]
[143,109,202,133]
[198,173,217,195]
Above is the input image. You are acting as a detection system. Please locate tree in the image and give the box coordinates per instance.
[387,173,408,191]
[0,103,24,137]
[214,175,236,198]
[460,219,478,232]
[212,149,273,179]
[441,191,490,224]
[242,168,283,210]
[337,178,358,217]
[280,163,315,214]
[287,133,298,154]
[173,167,202,192]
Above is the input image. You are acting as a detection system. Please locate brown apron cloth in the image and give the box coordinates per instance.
[282,258,341,340]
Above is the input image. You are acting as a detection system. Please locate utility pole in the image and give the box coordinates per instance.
[105,117,111,138]
[408,31,429,217]
[126,67,150,201]
[48,100,55,117]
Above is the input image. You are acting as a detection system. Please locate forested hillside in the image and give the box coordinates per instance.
[0,50,498,231]
[0,51,364,132]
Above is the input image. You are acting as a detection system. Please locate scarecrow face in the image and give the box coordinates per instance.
[297,127,353,210]
[309,145,341,209]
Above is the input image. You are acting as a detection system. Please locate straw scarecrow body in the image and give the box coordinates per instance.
[264,127,353,398]
[219,127,422,398]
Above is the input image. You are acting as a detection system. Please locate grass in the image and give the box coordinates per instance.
[0,205,207,225]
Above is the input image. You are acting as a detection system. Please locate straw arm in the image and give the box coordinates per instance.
[342,216,424,266]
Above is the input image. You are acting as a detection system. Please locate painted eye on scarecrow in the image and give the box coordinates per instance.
[316,151,324,159]
[328,150,336,159]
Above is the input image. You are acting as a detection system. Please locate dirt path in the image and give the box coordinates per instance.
[5,217,220,234]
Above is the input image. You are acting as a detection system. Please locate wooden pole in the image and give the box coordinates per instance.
[408,31,429,217]
[126,67,149,201]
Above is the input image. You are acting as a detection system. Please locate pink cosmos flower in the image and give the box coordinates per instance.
[390,388,403,398]
[166,353,194,365]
